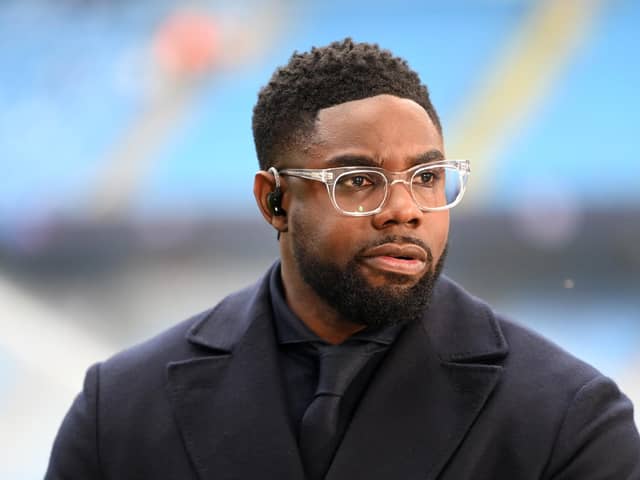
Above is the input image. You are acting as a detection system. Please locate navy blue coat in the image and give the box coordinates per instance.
[46,265,640,479]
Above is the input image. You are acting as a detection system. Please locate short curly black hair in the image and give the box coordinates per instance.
[252,38,442,170]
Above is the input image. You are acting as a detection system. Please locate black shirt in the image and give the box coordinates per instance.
[268,264,405,434]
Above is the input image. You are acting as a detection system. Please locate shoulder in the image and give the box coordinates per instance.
[97,273,269,386]
[495,317,640,476]
[429,275,624,421]
[497,315,599,382]
[99,309,210,380]
[432,275,599,382]
[433,277,640,474]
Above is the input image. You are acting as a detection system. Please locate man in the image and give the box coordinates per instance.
[46,38,639,479]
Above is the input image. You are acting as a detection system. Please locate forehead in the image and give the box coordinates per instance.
[304,94,443,168]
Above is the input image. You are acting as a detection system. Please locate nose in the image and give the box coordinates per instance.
[371,181,422,229]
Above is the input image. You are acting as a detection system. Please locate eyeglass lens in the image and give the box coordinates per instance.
[333,166,463,213]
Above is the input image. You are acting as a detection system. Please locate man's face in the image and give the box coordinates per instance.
[281,94,449,327]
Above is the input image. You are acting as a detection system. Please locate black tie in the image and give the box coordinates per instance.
[298,343,374,480]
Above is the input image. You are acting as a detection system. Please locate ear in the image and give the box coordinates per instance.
[253,170,288,234]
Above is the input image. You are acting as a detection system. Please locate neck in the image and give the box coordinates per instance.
[279,260,365,345]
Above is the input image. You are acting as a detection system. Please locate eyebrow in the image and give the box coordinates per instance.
[408,149,445,166]
[324,149,445,169]
[324,154,379,168]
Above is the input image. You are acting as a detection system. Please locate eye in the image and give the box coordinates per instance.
[420,172,434,184]
[414,167,442,186]
[337,172,379,189]
[349,175,368,187]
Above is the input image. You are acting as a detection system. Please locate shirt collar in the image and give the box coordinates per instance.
[269,262,404,347]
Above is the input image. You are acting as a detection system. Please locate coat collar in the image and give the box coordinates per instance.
[185,265,509,363]
[168,263,509,480]
[426,274,509,363]
[166,269,305,479]
[184,275,268,352]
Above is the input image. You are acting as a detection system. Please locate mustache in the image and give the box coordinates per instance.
[355,235,433,262]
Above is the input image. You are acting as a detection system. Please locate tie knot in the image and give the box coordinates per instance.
[314,343,374,397]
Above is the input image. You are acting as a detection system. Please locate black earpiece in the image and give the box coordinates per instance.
[267,189,286,216]
[267,167,287,216]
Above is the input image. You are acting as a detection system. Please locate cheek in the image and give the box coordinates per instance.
[315,218,359,253]
[289,203,339,253]
[296,211,367,261]
[430,212,450,255]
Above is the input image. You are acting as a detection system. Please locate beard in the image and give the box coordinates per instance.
[291,222,447,329]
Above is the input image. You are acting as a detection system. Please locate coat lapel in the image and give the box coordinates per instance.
[327,276,508,480]
[165,269,508,480]
[165,275,305,480]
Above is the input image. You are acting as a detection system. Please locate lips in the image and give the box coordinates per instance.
[359,243,429,276]
[361,243,428,262]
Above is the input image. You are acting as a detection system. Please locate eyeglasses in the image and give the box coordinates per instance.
[270,160,470,217]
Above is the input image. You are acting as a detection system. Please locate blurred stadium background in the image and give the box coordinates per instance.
[1,0,638,477]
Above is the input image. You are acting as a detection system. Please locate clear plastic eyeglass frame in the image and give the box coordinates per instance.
[268,160,470,217]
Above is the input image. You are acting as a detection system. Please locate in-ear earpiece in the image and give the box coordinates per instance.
[267,167,287,216]
[267,189,286,216]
